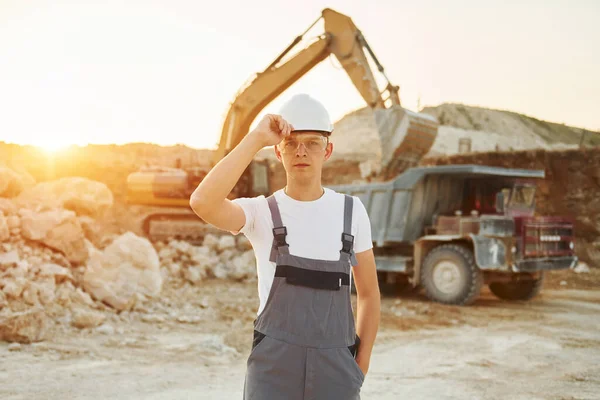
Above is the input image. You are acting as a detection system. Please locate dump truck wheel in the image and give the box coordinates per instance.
[489,273,545,301]
[421,244,482,305]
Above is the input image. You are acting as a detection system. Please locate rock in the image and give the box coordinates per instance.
[176,315,202,324]
[199,297,209,308]
[212,263,229,280]
[21,283,40,306]
[168,262,181,277]
[77,216,104,248]
[55,283,73,307]
[2,277,28,299]
[71,308,106,329]
[0,309,50,343]
[83,232,163,311]
[95,324,115,335]
[39,263,73,284]
[574,262,590,274]
[71,287,97,308]
[167,240,193,255]
[158,246,176,261]
[20,209,88,263]
[183,266,206,284]
[3,264,28,281]
[6,215,20,229]
[218,236,236,252]
[0,212,9,241]
[15,177,113,218]
[35,277,57,305]
[0,291,6,309]
[0,250,20,267]
[230,250,256,281]
[141,314,165,323]
[0,167,26,198]
[0,198,17,215]
[560,280,568,286]
[8,342,21,351]
[9,228,20,237]
[219,249,236,263]
[236,236,252,251]
[203,234,220,251]
[49,252,71,269]
[190,246,217,263]
[200,335,238,354]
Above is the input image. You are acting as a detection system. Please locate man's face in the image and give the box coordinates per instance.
[274,132,333,176]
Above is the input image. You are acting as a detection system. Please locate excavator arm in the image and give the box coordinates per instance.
[213,8,402,165]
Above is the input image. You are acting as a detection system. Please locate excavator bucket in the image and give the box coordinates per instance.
[374,106,439,178]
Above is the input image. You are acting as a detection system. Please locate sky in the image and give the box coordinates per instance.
[0,0,598,151]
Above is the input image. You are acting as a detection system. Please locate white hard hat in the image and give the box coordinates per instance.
[277,94,333,135]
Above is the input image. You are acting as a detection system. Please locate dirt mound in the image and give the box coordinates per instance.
[421,103,600,147]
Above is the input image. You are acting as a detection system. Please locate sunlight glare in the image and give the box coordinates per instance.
[36,140,74,154]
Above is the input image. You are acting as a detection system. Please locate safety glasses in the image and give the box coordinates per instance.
[279,134,328,154]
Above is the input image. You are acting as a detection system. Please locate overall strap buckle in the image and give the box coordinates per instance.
[273,227,288,247]
[341,233,354,254]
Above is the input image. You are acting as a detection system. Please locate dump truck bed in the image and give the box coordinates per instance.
[329,165,546,247]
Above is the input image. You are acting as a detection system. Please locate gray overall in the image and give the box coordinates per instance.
[243,194,365,400]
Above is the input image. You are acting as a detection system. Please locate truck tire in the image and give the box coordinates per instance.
[421,244,482,305]
[489,273,545,301]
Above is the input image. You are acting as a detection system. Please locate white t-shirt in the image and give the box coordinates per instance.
[231,187,373,315]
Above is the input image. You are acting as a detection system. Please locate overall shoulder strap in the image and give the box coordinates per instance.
[341,194,358,266]
[267,194,289,262]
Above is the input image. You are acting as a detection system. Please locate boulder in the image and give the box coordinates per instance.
[0,309,50,343]
[71,308,106,329]
[19,208,88,263]
[15,177,113,218]
[77,216,103,248]
[0,167,26,198]
[0,198,17,215]
[83,232,163,311]
[6,215,20,229]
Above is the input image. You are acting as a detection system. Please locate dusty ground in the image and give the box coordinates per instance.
[1,274,599,400]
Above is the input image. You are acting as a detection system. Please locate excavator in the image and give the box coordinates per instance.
[126,8,439,242]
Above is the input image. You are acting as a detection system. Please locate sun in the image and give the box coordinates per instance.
[36,140,73,154]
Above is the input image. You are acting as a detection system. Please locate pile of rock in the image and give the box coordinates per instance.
[0,166,165,342]
[155,233,256,285]
[0,164,259,343]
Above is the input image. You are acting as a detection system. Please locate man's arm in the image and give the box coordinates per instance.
[352,248,380,377]
[189,114,292,232]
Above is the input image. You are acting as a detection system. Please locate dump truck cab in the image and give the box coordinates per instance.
[331,164,578,305]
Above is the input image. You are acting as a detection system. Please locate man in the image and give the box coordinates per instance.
[190,93,380,399]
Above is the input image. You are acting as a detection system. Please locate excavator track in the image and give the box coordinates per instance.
[142,211,223,245]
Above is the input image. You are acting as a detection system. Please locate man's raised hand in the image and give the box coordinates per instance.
[250,114,293,147]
